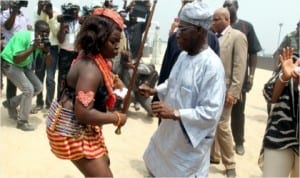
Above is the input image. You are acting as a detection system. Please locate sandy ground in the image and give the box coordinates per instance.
[0,49,273,177]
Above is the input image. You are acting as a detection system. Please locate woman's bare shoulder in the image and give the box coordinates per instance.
[68,59,102,88]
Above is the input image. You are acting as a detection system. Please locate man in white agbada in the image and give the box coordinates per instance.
[138,0,226,177]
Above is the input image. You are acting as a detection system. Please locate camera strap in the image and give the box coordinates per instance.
[69,21,78,33]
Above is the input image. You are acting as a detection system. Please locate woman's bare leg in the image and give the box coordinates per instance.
[72,155,113,177]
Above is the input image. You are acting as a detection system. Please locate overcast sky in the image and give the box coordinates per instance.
[21,0,300,55]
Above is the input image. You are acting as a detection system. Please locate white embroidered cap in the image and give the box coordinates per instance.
[179,0,212,30]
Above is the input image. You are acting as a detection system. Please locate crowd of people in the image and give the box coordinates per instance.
[0,0,299,177]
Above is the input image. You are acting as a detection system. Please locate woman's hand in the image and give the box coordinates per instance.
[279,47,299,81]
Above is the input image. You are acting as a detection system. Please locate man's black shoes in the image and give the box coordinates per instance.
[235,144,245,155]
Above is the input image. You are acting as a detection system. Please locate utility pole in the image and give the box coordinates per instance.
[277,23,283,46]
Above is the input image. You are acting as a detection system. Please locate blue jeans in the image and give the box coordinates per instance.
[35,45,59,107]
[1,60,42,122]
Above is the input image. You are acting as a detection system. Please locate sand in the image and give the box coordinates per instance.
[0,51,272,177]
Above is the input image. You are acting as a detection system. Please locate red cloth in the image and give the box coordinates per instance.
[93,8,124,30]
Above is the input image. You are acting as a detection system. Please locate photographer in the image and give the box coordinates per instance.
[0,0,32,120]
[31,0,60,113]
[0,0,9,93]
[103,0,113,9]
[125,0,151,59]
[1,20,51,131]
[123,0,153,114]
[56,3,80,98]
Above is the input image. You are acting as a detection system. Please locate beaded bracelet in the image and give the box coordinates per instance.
[279,73,289,83]
[113,111,122,127]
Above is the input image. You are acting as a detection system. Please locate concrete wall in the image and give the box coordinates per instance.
[257,56,276,71]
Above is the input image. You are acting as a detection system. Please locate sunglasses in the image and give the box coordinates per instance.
[177,25,198,33]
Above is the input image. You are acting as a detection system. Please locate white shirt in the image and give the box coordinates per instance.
[34,8,60,46]
[59,20,80,51]
[0,9,31,45]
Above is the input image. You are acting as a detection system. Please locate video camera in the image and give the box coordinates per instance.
[41,33,51,48]
[10,0,28,9]
[104,0,118,11]
[81,6,93,17]
[61,3,80,23]
[131,0,149,18]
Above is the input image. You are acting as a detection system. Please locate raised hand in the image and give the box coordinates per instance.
[279,47,298,81]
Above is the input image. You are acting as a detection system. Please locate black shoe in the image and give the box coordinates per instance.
[235,144,245,155]
[16,121,35,131]
[2,100,18,120]
[226,169,236,178]
[45,105,50,110]
[30,105,43,114]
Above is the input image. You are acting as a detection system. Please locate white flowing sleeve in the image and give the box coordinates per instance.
[156,79,168,101]
[180,61,226,148]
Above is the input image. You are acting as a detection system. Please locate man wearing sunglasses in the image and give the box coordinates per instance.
[141,1,226,177]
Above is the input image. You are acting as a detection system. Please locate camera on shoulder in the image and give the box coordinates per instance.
[43,1,52,10]
[81,6,93,17]
[131,0,149,19]
[10,0,28,9]
[41,33,51,48]
[61,3,80,23]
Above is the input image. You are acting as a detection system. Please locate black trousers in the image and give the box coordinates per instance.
[57,49,78,99]
[231,91,246,145]
[35,46,59,107]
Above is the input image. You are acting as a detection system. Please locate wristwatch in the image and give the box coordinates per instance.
[173,110,180,120]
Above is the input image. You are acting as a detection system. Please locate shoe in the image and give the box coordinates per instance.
[17,121,35,131]
[147,112,154,117]
[210,159,220,164]
[2,100,18,120]
[45,105,50,110]
[226,168,236,178]
[30,105,43,114]
[235,144,245,155]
